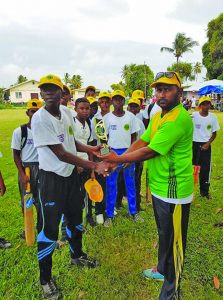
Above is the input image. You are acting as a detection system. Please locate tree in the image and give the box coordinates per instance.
[17,75,28,84]
[167,62,195,83]
[110,81,125,91]
[193,62,202,81]
[63,73,83,89]
[121,63,154,97]
[202,13,223,80]
[161,32,199,70]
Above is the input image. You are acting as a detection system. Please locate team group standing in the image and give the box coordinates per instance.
[0,71,220,300]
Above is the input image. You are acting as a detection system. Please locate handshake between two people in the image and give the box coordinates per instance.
[91,145,125,177]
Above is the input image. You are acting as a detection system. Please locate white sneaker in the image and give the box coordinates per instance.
[114,208,118,216]
[96,214,104,224]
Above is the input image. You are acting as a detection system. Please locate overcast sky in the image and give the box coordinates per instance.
[0,0,222,89]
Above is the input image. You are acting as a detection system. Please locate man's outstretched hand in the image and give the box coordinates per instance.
[96,150,120,163]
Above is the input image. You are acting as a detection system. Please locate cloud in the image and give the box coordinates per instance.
[169,0,223,25]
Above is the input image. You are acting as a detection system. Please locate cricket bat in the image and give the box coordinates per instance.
[24,167,35,246]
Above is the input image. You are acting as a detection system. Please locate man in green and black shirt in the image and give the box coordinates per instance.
[98,71,193,300]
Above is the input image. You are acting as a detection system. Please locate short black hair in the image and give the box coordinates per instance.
[75,97,90,108]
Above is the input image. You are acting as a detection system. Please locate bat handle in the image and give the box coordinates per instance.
[25,167,31,192]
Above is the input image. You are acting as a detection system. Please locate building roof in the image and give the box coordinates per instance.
[183,79,223,92]
[4,80,39,92]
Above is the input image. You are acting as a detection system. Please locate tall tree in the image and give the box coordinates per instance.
[193,62,202,81]
[63,73,70,85]
[17,75,28,84]
[121,63,154,97]
[167,62,194,83]
[202,13,223,80]
[160,32,199,70]
[63,73,83,89]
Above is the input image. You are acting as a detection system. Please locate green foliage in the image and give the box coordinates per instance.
[193,62,202,81]
[167,62,195,82]
[0,109,223,299]
[202,13,223,79]
[63,73,83,89]
[17,75,28,84]
[121,63,154,97]
[161,32,199,68]
[110,81,125,91]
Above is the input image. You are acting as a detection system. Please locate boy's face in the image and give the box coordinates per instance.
[112,96,125,110]
[98,97,111,113]
[128,103,139,115]
[85,89,96,98]
[61,90,71,107]
[40,84,62,109]
[75,102,90,119]
[26,108,39,119]
[90,102,98,116]
[200,101,211,113]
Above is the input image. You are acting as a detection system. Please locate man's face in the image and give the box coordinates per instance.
[128,103,139,115]
[112,96,125,110]
[85,89,96,98]
[75,102,90,119]
[60,90,71,106]
[155,84,180,111]
[98,97,111,113]
[40,84,62,109]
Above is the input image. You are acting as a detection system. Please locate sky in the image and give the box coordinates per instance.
[0,0,223,89]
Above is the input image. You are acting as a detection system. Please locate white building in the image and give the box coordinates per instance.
[4,80,40,104]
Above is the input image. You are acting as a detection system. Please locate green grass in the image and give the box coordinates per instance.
[0,109,223,299]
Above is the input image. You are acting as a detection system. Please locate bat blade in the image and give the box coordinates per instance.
[24,168,35,246]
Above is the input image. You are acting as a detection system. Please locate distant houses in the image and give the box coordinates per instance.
[4,80,40,104]
[4,80,100,103]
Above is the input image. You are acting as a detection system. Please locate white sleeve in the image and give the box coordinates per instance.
[130,114,140,134]
[91,118,97,140]
[32,114,62,148]
[11,127,22,150]
[212,114,220,132]
[143,105,149,119]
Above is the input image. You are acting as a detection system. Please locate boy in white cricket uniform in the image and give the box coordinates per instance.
[192,96,220,199]
[11,99,43,237]
[103,90,140,226]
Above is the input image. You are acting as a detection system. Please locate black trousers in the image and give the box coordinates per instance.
[192,141,212,195]
[152,196,191,300]
[37,169,84,284]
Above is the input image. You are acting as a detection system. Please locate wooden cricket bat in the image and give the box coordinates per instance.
[24,167,35,246]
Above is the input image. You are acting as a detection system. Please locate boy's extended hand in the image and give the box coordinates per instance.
[95,161,113,176]
[96,150,119,163]
[0,173,6,196]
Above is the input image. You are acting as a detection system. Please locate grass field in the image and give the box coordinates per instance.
[0,109,222,300]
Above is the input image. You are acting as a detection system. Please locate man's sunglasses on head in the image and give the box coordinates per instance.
[155,72,181,85]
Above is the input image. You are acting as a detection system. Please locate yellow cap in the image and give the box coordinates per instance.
[111,90,126,99]
[150,72,181,89]
[128,98,140,106]
[38,74,64,90]
[27,99,43,109]
[86,85,96,92]
[63,85,72,95]
[132,90,144,100]
[84,179,103,202]
[98,91,111,100]
[199,96,211,106]
[87,97,98,105]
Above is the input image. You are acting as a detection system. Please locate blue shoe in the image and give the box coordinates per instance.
[143,268,164,281]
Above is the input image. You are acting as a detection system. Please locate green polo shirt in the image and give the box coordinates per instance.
[141,104,193,201]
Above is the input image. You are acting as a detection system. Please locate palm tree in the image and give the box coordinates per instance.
[160,33,199,71]
[69,75,83,89]
[63,73,70,85]
[193,62,202,81]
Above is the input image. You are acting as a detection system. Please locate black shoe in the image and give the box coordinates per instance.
[71,253,99,268]
[87,216,96,227]
[200,192,212,200]
[41,279,62,299]
[0,238,11,249]
[20,231,25,240]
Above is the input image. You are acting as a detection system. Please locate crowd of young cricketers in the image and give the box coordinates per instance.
[0,72,220,299]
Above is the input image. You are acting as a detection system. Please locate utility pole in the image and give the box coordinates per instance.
[144,61,147,100]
